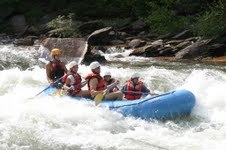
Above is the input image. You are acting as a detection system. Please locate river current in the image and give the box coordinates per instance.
[0,44,226,150]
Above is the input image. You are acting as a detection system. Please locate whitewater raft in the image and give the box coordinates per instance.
[44,88,195,120]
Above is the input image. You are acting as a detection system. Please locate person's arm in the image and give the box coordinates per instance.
[46,63,54,84]
[121,84,127,94]
[141,84,150,93]
[142,84,158,95]
[65,75,72,87]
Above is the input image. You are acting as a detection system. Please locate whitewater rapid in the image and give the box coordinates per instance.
[1,44,226,150]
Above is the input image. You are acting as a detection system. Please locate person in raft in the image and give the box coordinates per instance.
[46,48,67,88]
[121,73,151,100]
[103,71,119,92]
[62,61,90,97]
[85,61,123,100]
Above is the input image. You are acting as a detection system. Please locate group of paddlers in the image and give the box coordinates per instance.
[46,48,154,101]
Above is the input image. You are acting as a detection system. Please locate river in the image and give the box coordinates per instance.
[0,44,226,150]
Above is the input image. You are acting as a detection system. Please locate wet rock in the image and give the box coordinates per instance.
[175,39,212,59]
[42,38,88,58]
[83,52,106,64]
[87,27,113,45]
[166,40,183,46]
[128,39,146,48]
[207,44,226,57]
[172,30,193,39]
[158,47,175,56]
[13,37,34,46]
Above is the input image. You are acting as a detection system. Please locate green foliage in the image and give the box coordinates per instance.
[1,0,226,40]
[146,8,188,34]
[192,0,226,37]
[100,18,132,28]
[0,0,20,5]
[47,13,76,37]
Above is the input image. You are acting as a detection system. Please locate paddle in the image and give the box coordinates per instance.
[94,82,118,106]
[26,77,63,100]
[52,80,88,96]
[35,77,63,96]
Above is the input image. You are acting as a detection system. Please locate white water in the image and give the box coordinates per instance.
[1,45,226,150]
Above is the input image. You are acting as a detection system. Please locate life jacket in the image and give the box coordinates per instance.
[50,61,65,80]
[105,78,115,86]
[85,73,105,91]
[105,78,118,92]
[63,72,82,96]
[125,80,143,100]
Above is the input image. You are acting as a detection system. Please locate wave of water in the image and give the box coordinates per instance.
[1,45,226,149]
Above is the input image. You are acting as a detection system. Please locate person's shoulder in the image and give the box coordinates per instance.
[46,61,51,67]
[60,61,66,66]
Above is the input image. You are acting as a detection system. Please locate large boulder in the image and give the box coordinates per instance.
[175,39,212,59]
[42,38,88,62]
[87,27,114,46]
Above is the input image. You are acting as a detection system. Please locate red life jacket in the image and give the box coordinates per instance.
[125,80,143,100]
[50,61,65,80]
[62,72,82,96]
[85,73,105,91]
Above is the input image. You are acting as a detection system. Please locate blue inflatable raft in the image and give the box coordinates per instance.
[44,88,195,120]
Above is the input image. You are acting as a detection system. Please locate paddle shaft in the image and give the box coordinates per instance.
[35,77,63,96]
[94,82,118,106]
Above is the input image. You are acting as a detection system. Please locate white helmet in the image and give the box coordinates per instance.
[104,71,111,77]
[131,73,140,79]
[67,61,78,70]
[90,61,100,69]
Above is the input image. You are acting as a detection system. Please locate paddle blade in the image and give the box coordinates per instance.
[94,93,104,106]
[52,89,67,96]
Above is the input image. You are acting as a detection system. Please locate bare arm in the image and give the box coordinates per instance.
[46,63,54,84]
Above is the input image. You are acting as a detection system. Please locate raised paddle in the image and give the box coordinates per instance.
[94,82,118,106]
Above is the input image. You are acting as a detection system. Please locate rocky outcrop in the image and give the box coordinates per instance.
[87,27,115,46]
[175,39,212,59]
[42,38,88,59]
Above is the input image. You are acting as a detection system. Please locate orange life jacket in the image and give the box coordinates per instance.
[85,73,105,91]
[125,80,143,100]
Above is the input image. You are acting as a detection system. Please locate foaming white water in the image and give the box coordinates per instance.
[1,42,226,150]
[181,69,226,124]
[0,65,226,149]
